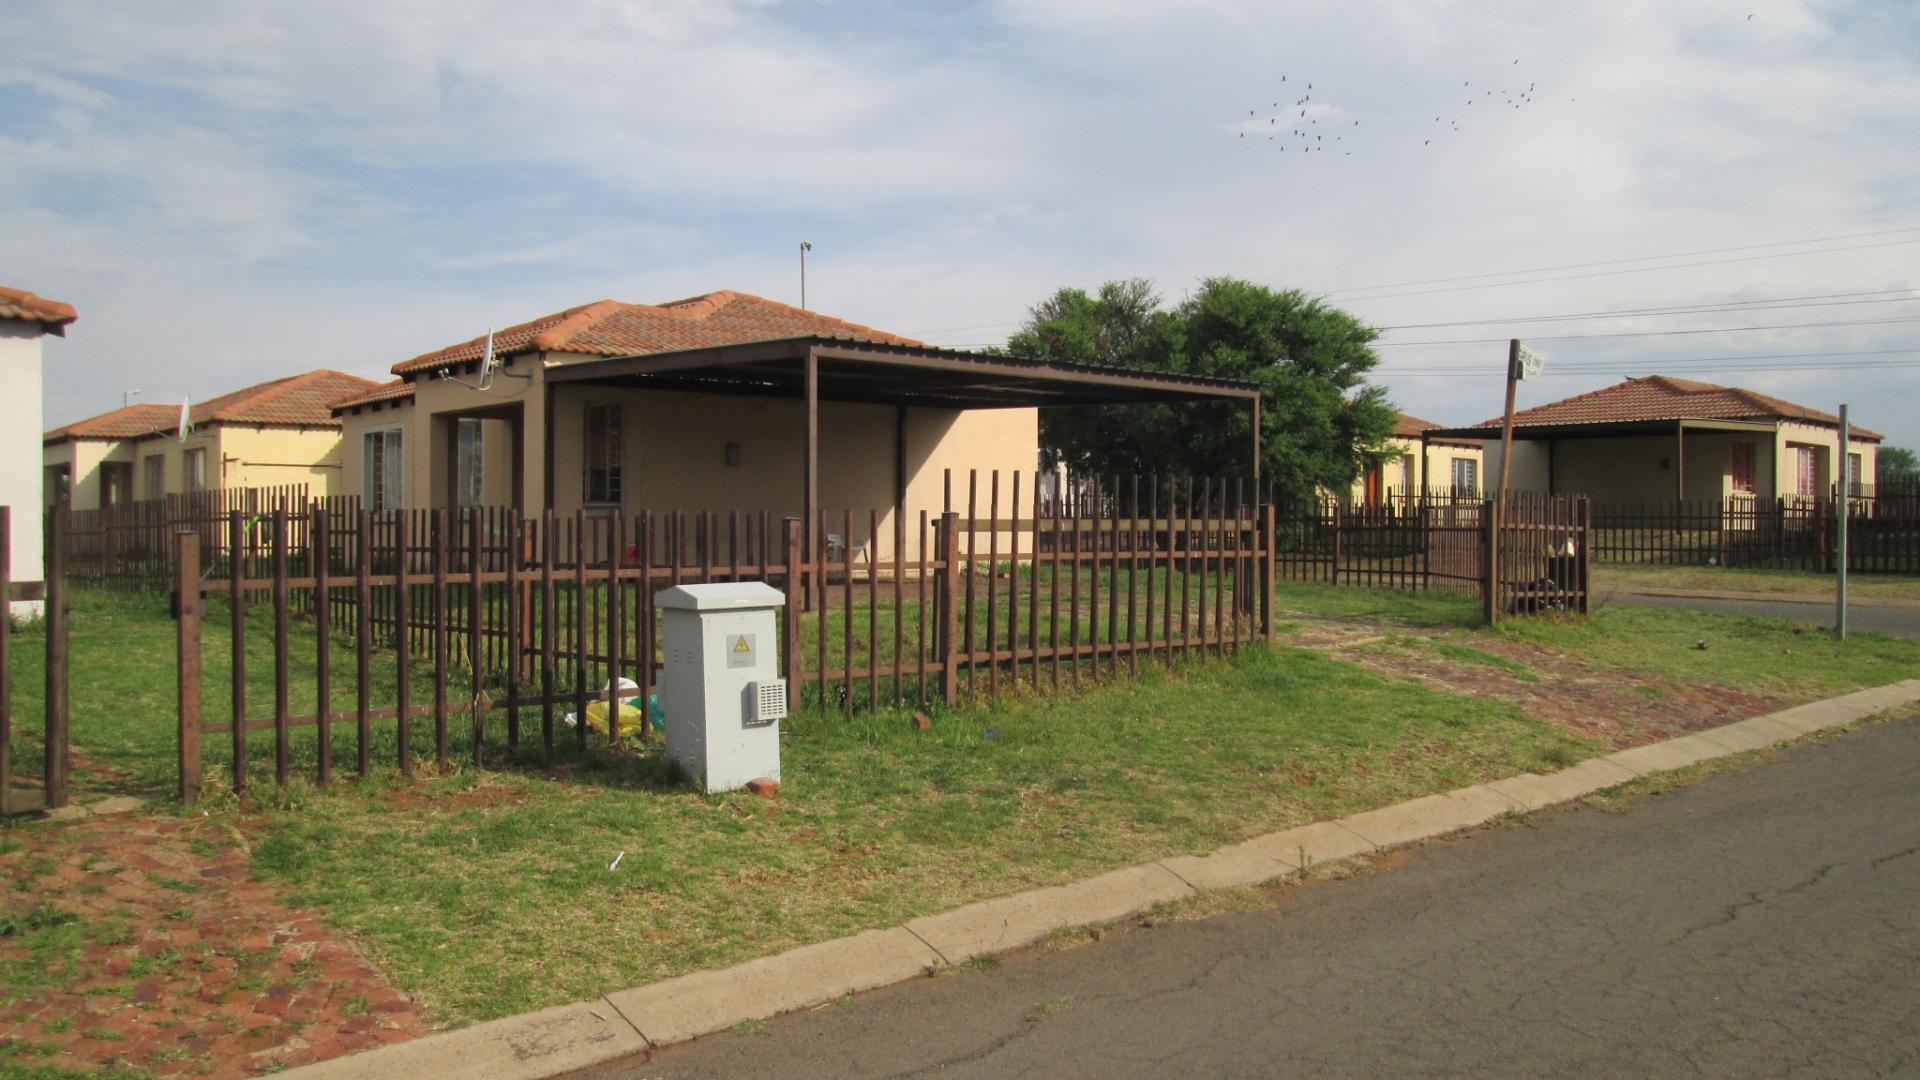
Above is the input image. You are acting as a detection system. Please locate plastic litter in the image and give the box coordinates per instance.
[562,678,661,738]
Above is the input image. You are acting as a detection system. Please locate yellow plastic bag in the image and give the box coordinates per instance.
[584,699,648,738]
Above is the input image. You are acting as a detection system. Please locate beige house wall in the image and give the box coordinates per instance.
[1486,422,1879,502]
[42,438,138,511]
[339,354,1041,560]
[1347,436,1486,502]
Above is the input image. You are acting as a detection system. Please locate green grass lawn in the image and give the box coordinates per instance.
[9,580,1918,1033]
[1592,562,1920,601]
[237,643,1594,1025]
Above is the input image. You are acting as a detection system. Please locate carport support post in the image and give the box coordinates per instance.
[175,530,202,803]
[803,346,819,611]
[1674,419,1685,502]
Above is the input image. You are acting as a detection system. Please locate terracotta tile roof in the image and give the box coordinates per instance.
[1473,376,1883,440]
[47,371,381,442]
[1392,412,1444,438]
[188,369,381,428]
[0,285,78,335]
[391,290,924,376]
[330,379,414,412]
[45,403,180,443]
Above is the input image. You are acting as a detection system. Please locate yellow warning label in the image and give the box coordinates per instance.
[734,638,750,653]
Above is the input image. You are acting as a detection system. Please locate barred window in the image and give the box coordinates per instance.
[584,404,623,505]
[364,429,403,513]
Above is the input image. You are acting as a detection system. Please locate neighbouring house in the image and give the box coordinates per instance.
[2,285,77,616]
[1351,413,1486,505]
[43,370,381,511]
[330,289,1258,558]
[1425,376,1881,503]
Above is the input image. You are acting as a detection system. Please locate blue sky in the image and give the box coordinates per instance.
[5,0,1918,450]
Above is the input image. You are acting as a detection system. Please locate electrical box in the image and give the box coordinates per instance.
[656,581,787,792]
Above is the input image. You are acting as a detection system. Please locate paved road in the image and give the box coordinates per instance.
[1600,590,1920,639]
[574,714,1920,1079]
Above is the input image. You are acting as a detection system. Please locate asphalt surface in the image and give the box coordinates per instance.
[574,713,1920,1079]
[1601,590,1920,639]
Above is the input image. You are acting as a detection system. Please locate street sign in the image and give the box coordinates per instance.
[1515,342,1547,380]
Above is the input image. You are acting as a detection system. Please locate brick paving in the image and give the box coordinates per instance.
[1,810,434,1077]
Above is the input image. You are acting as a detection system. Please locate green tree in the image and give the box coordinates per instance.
[1006,277,1399,507]
[1879,445,1918,484]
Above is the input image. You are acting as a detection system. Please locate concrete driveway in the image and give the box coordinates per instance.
[571,713,1920,1079]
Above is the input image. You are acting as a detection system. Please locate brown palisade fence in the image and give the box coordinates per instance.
[1590,489,1920,574]
[1270,490,1593,620]
[171,471,1277,796]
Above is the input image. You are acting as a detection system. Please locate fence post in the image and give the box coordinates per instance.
[1261,502,1276,642]
[938,511,960,708]
[43,500,70,808]
[783,518,802,697]
[1481,500,1499,626]
[1578,497,1592,616]
[175,530,202,802]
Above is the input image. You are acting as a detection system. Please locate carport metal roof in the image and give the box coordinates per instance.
[542,336,1261,409]
[541,336,1264,552]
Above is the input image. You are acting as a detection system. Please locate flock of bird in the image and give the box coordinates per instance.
[1236,60,1572,158]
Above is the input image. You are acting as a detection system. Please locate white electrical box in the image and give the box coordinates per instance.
[656,581,787,792]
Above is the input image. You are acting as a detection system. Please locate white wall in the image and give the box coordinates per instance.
[2,321,45,615]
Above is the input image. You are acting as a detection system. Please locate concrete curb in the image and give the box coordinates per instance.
[281,678,1920,1079]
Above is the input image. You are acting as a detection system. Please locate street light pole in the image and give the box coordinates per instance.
[800,240,813,310]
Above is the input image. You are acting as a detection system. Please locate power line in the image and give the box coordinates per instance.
[1326,225,1920,296]
[1339,240,1920,304]
[922,287,1920,341]
[1375,289,1920,331]
[1378,346,1919,370]
[1375,360,1920,377]
[1374,315,1920,348]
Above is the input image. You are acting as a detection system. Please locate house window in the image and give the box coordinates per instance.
[456,418,484,507]
[1848,452,1863,498]
[1401,454,1415,496]
[1451,457,1478,497]
[184,448,208,493]
[1730,441,1756,494]
[144,456,166,501]
[364,429,404,513]
[584,404,623,505]
[1794,445,1818,499]
[46,464,71,506]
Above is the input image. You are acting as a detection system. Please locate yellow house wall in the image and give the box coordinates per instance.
[209,426,348,495]
[1346,436,1486,501]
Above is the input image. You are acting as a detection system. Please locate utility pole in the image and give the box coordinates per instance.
[1836,403,1849,641]
[799,241,813,310]
[1496,338,1520,513]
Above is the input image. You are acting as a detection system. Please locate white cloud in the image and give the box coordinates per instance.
[5,0,1919,446]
